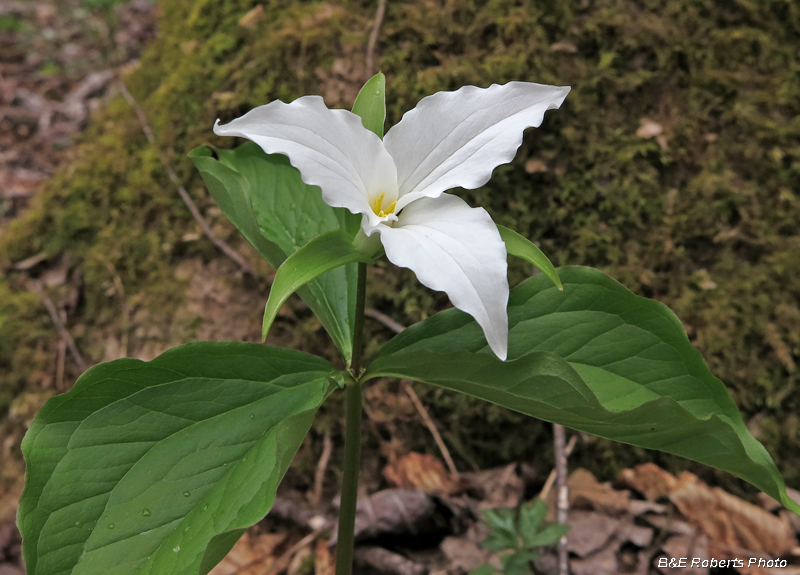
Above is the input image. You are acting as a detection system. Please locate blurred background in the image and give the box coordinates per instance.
[1,1,799,574]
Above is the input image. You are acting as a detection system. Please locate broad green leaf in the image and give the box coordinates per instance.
[469,564,498,575]
[351,72,386,138]
[481,508,518,551]
[518,500,548,547]
[263,230,373,340]
[18,342,339,575]
[501,551,539,575]
[497,225,562,290]
[525,524,570,548]
[188,146,285,265]
[190,144,358,360]
[367,266,799,513]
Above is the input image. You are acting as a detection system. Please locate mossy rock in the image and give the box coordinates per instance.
[2,0,800,495]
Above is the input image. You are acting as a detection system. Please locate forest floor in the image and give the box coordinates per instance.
[2,2,800,575]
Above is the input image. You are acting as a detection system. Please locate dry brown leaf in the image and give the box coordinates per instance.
[618,462,678,500]
[657,533,709,574]
[566,510,620,558]
[559,468,631,515]
[621,465,797,556]
[382,452,459,495]
[460,464,523,509]
[669,472,796,555]
[440,536,492,572]
[208,530,286,575]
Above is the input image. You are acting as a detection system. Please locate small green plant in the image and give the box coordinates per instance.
[471,499,569,575]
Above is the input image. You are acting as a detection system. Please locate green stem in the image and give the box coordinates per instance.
[336,262,367,575]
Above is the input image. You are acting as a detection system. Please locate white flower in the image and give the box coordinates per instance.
[214,81,570,360]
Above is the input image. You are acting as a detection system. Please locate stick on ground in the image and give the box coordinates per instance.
[117,80,256,277]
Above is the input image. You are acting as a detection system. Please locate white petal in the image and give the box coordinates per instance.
[376,194,509,359]
[214,95,398,225]
[384,82,570,210]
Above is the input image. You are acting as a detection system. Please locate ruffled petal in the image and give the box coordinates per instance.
[214,95,398,225]
[376,194,509,359]
[383,82,570,210]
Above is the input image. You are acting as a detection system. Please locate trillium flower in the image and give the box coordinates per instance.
[214,81,570,360]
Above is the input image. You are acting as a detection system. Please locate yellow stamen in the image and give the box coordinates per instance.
[371,194,397,218]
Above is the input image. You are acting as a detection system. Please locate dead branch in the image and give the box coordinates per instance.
[28,282,87,372]
[365,307,405,334]
[117,80,256,277]
[538,434,577,502]
[310,430,334,507]
[402,382,460,481]
[365,0,387,75]
[553,424,570,575]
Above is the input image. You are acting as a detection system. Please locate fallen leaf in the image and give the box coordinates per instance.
[618,463,677,501]
[460,464,523,509]
[554,468,630,515]
[383,452,459,495]
[209,530,286,575]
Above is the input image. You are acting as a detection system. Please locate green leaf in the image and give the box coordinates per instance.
[367,266,800,513]
[469,564,498,575]
[518,499,548,546]
[481,508,518,551]
[18,342,339,575]
[188,146,285,265]
[501,551,538,575]
[263,230,373,340]
[525,524,570,548]
[351,72,386,138]
[498,225,562,290]
[190,144,358,360]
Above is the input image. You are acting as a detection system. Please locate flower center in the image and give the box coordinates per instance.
[371,192,398,218]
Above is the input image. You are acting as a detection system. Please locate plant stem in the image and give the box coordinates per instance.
[350,262,368,375]
[336,262,367,575]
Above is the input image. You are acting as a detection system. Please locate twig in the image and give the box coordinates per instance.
[55,339,66,391]
[117,80,255,277]
[402,382,460,481]
[105,261,130,358]
[365,0,387,75]
[365,307,405,334]
[29,284,87,372]
[538,434,577,501]
[553,424,569,575]
[310,430,334,507]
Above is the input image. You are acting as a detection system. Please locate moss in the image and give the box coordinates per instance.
[2,0,800,493]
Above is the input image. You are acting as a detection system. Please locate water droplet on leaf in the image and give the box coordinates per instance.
[142,509,151,517]
[202,504,209,511]
[75,521,82,527]
[249,414,255,419]
[173,546,180,553]
[183,491,190,497]
[374,89,381,95]
[108,523,115,530]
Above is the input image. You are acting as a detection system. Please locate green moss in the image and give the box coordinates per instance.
[2,0,800,493]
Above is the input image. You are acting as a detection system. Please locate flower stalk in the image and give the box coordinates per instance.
[336,262,368,575]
